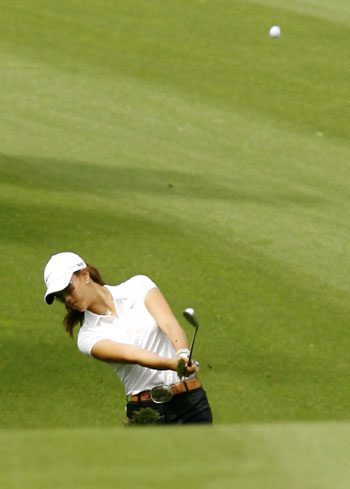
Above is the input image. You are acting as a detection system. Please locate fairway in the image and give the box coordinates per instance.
[1,0,349,487]
[1,423,349,489]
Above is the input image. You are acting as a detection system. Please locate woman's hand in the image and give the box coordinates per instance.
[176,357,199,378]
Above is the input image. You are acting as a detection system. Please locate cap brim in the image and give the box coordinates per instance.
[44,273,72,305]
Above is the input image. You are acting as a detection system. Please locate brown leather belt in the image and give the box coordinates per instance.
[131,377,201,402]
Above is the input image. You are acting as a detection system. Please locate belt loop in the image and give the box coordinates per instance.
[184,380,189,392]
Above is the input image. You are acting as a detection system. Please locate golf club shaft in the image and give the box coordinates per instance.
[188,326,198,365]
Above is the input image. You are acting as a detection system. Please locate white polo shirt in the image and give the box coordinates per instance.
[77,275,179,395]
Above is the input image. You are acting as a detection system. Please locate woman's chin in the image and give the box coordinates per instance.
[69,302,85,312]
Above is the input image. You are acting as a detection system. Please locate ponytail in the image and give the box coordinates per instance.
[63,264,105,338]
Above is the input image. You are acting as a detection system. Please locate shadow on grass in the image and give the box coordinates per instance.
[0,153,328,205]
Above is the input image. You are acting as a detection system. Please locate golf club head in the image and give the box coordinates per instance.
[183,308,199,329]
[183,308,199,367]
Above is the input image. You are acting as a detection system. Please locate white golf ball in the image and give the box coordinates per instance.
[269,25,281,38]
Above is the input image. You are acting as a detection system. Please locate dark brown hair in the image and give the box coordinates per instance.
[62,264,105,338]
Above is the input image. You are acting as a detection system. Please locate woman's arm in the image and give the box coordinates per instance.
[91,287,198,376]
[91,340,179,371]
[91,339,198,376]
[144,287,189,353]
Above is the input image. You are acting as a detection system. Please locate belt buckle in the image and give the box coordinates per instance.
[150,385,173,404]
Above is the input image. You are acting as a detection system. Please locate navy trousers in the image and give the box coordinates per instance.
[126,386,213,424]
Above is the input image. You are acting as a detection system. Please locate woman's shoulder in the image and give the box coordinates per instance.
[116,274,157,290]
[110,275,158,301]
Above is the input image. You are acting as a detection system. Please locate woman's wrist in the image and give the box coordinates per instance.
[176,348,190,358]
[165,357,180,372]
[154,356,178,371]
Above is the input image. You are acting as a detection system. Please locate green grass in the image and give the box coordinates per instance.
[0,0,349,486]
[1,423,349,489]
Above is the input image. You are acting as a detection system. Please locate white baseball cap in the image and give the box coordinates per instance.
[44,252,87,304]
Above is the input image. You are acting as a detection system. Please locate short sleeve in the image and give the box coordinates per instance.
[77,328,109,355]
[133,275,158,301]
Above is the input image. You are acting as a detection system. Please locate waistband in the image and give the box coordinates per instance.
[129,377,201,403]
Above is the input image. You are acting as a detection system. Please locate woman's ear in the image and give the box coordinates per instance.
[79,268,91,283]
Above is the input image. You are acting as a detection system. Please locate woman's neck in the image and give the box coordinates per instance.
[88,284,117,317]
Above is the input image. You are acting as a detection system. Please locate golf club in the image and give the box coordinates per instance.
[183,307,199,365]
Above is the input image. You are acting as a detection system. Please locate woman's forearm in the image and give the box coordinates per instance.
[91,340,178,371]
[127,345,178,370]
[145,288,189,352]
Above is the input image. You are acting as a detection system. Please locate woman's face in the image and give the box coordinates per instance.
[56,272,89,311]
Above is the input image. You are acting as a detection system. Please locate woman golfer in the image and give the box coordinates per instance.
[43,252,213,424]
